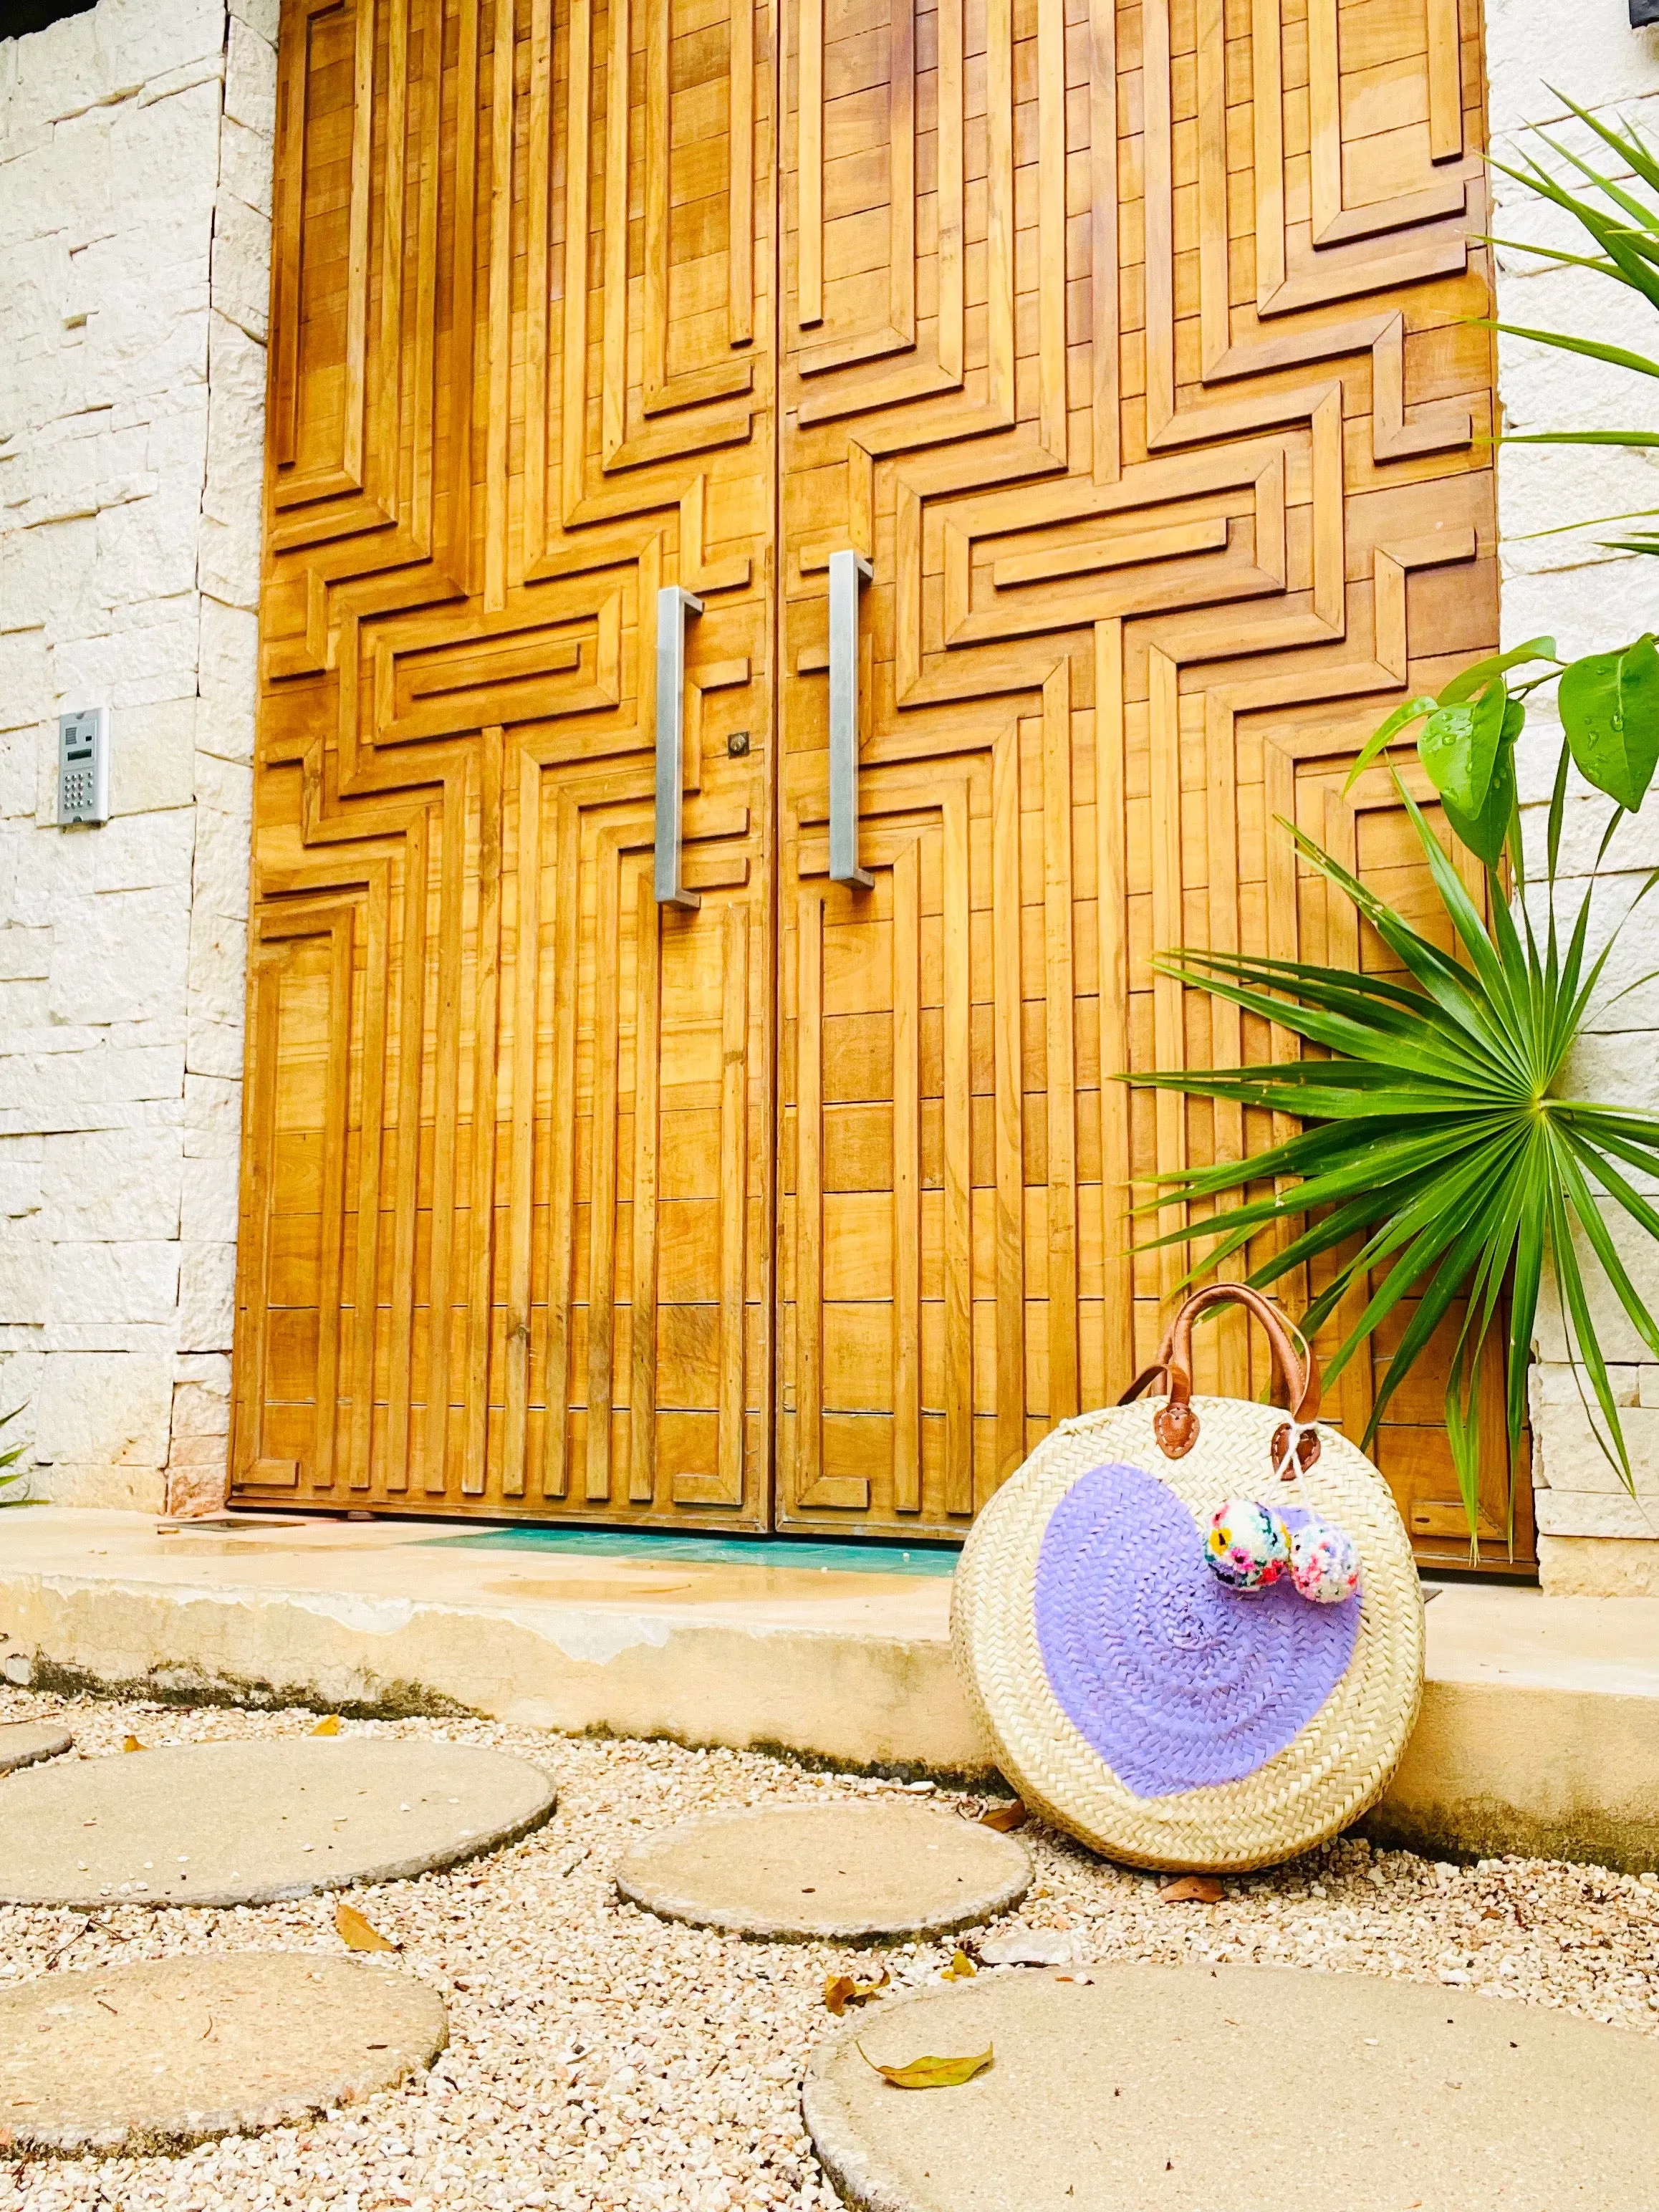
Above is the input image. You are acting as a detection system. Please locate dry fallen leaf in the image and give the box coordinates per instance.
[978,1802,1028,1832]
[120,1735,145,1754]
[311,1716,341,1736]
[860,2044,994,2090]
[335,1900,398,1953]
[1160,1875,1224,1904]
[823,1968,889,2016]
[940,1948,976,1980]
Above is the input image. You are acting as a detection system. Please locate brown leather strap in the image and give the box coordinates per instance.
[1117,1285,1322,1466]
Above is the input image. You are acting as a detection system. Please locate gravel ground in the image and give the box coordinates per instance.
[1,1687,1656,2212]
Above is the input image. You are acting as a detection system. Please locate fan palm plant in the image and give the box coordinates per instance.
[1132,765,1659,1550]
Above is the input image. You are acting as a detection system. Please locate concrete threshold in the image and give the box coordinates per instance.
[1,1508,1655,1872]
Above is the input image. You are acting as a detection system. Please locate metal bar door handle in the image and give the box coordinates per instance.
[654,585,703,910]
[828,549,873,889]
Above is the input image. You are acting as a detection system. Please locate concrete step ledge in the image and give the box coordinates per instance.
[1,1511,1655,1872]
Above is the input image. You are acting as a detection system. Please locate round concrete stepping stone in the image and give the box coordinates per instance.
[0,1721,72,1774]
[0,1739,555,1909]
[617,1803,1030,1940]
[804,1963,1659,2212]
[0,1954,446,2156]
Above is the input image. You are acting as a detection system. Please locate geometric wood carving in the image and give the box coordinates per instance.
[244,0,1524,1567]
[238,0,774,1526]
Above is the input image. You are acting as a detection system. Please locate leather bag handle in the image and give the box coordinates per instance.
[1118,1284,1323,1471]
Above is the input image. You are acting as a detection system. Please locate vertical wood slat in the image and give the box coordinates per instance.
[1428,0,1466,164]
[630,869,662,1504]
[1307,0,1343,240]
[1088,0,1118,483]
[463,731,505,1496]
[585,837,622,1501]
[1044,663,1084,1424]
[423,777,468,1493]
[347,873,390,1489]
[797,0,822,326]
[1095,623,1135,1393]
[715,901,750,1504]
[542,795,583,1499]
[991,726,1024,1481]
[485,0,515,611]
[795,889,824,1494]
[1251,0,1287,305]
[1324,786,1374,1443]
[1035,0,1066,454]
[447,0,482,572]
[728,0,754,345]
[1205,694,1249,1400]
[983,0,1014,413]
[1148,649,1188,1311]
[888,0,915,344]
[560,0,595,520]
[892,840,921,1511]
[1042,666,1079,1426]
[1141,0,1175,435]
[236,954,284,1476]
[316,915,354,1491]
[522,0,553,560]
[341,0,375,488]
[269,8,306,466]
[1196,0,1229,373]
[942,786,973,1513]
[503,757,540,1496]
[372,0,409,510]
[602,0,633,458]
[643,0,670,400]
[385,812,430,1492]
[933,0,964,381]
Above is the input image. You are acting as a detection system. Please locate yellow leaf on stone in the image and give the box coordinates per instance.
[941,1949,976,1980]
[823,1968,889,2016]
[978,1802,1027,1832]
[335,1901,398,1953]
[121,1736,145,1754]
[311,1716,341,1736]
[860,2044,994,2090]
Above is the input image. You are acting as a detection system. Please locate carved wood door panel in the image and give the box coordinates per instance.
[241,0,1525,1567]
[234,0,776,1524]
[774,0,1530,1567]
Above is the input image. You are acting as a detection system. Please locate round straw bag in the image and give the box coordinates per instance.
[952,1286,1423,1872]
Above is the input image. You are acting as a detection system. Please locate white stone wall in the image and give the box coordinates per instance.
[0,0,274,1514]
[1486,1,1659,1585]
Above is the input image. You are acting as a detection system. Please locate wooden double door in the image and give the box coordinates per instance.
[236,0,1528,1567]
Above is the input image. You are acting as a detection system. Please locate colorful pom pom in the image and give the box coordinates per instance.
[1289,1515,1361,1605]
[1204,1498,1291,1591]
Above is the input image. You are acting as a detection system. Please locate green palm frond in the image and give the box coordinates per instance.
[1478,97,1659,551]
[0,1402,30,1505]
[1129,789,1659,1544]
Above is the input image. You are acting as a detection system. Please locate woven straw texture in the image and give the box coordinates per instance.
[951,1395,1423,1872]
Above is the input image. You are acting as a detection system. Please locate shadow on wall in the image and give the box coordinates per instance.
[0,1,97,42]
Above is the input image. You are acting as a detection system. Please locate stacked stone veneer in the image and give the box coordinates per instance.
[1487,1,1659,1591]
[0,0,274,1514]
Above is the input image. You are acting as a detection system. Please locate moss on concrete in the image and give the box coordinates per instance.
[1360,1796,1659,1876]
[21,1653,476,1723]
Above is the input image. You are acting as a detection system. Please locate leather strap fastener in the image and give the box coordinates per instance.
[1117,1284,1323,1472]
